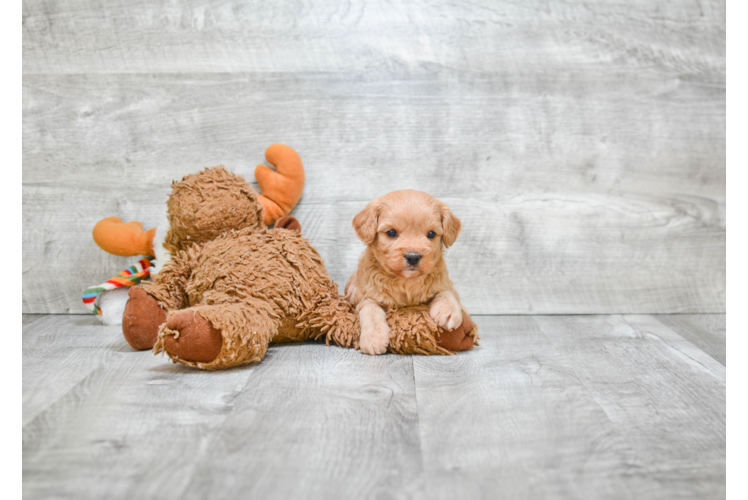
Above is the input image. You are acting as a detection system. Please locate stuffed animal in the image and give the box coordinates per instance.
[96,145,478,369]
[84,145,305,323]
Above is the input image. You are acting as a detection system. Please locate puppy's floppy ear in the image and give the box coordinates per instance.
[353,199,382,244]
[440,202,462,248]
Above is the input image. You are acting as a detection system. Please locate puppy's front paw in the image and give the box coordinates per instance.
[430,298,463,330]
[359,322,391,355]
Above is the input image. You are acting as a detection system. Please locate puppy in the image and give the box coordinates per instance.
[345,190,464,355]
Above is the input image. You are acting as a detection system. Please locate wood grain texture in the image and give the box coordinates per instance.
[533,314,725,499]
[653,313,726,365]
[22,314,726,499]
[23,315,123,425]
[23,314,45,326]
[22,72,725,202]
[22,0,725,74]
[411,315,648,499]
[179,343,421,500]
[407,315,723,498]
[23,328,258,499]
[23,70,725,314]
[718,2,748,313]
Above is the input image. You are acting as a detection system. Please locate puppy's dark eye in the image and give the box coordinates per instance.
[386,229,397,238]
[427,231,436,239]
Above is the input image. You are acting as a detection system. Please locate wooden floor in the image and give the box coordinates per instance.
[22,313,725,499]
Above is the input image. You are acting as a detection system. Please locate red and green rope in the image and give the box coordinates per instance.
[82,257,155,315]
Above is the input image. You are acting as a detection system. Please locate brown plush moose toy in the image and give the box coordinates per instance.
[93,145,478,370]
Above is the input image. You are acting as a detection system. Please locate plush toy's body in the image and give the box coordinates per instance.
[97,145,477,370]
[142,227,359,369]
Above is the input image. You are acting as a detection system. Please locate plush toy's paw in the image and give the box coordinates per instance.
[359,314,391,356]
[162,310,223,363]
[122,286,166,350]
[429,295,463,330]
[436,311,475,352]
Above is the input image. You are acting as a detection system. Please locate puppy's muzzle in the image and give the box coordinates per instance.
[405,253,422,267]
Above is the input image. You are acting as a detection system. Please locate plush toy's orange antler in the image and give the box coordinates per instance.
[92,217,156,257]
[255,144,305,225]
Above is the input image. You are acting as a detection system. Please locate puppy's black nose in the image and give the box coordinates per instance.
[405,253,422,266]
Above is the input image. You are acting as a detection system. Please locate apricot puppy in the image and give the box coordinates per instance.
[345,190,465,355]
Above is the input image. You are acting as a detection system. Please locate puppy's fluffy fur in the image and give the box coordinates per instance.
[345,190,465,355]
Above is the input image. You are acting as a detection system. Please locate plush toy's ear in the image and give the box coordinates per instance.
[353,199,382,244]
[274,216,301,232]
[440,203,462,248]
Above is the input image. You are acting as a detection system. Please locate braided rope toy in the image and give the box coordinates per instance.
[82,257,155,316]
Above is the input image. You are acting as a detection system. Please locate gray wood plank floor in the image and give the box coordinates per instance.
[23,314,725,500]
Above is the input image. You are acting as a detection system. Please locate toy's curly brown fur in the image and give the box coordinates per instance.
[145,227,359,369]
[163,166,265,255]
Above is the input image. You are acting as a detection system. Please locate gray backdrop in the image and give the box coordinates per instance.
[22,0,725,315]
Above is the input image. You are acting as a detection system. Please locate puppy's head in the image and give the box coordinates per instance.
[353,190,461,279]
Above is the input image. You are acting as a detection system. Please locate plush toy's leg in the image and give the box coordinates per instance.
[385,306,479,355]
[122,286,167,350]
[302,296,477,353]
[156,299,281,370]
[435,311,475,351]
[302,295,360,350]
[160,308,223,363]
[122,250,194,350]
[138,249,193,312]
